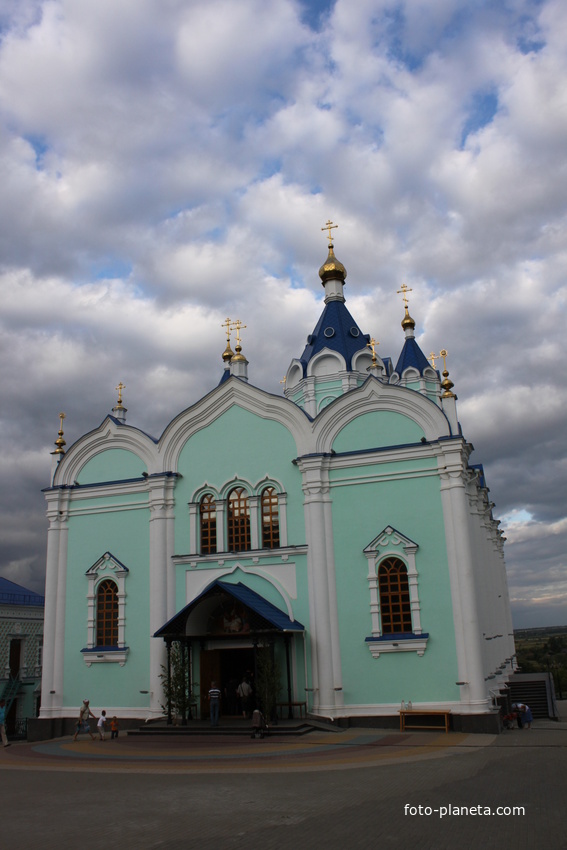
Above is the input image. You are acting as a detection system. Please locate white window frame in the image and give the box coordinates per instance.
[82,552,129,666]
[363,526,428,658]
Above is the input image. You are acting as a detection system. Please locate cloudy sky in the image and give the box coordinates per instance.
[0,0,565,628]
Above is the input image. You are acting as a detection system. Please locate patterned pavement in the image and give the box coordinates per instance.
[0,727,493,774]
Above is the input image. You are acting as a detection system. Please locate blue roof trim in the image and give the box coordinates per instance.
[299,300,370,374]
[154,579,304,636]
[218,369,231,385]
[394,337,432,376]
[43,471,179,493]
[0,577,44,606]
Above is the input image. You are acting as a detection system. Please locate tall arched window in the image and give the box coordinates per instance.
[227,487,251,551]
[261,486,280,548]
[200,494,217,554]
[378,557,412,634]
[96,579,119,646]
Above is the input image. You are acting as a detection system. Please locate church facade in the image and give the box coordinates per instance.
[40,238,515,731]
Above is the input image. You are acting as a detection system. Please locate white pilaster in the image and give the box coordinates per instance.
[148,476,176,716]
[297,455,343,715]
[439,445,490,711]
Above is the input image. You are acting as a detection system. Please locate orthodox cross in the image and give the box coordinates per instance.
[428,352,439,368]
[439,349,449,371]
[321,219,338,246]
[366,337,380,364]
[397,283,413,307]
[221,317,232,343]
[280,376,286,385]
[115,382,125,406]
[230,319,247,348]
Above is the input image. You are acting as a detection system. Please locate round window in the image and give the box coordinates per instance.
[324,327,335,338]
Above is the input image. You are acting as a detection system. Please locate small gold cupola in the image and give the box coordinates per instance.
[53,412,66,455]
[397,284,415,335]
[319,220,347,284]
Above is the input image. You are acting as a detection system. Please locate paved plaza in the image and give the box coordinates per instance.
[1,714,566,849]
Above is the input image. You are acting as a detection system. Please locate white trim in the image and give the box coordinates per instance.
[366,637,428,657]
[363,526,425,648]
[82,648,129,666]
[85,553,129,651]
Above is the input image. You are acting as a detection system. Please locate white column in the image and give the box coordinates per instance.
[188,503,199,556]
[278,493,288,547]
[215,500,225,552]
[297,455,342,716]
[148,477,176,717]
[439,446,490,711]
[39,494,62,717]
[249,496,260,549]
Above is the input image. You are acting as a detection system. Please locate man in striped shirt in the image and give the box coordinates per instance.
[208,681,221,727]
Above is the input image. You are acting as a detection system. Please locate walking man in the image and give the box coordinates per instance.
[208,681,221,727]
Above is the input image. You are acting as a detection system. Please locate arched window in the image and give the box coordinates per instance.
[261,486,280,548]
[96,579,119,646]
[378,557,412,634]
[227,487,251,551]
[200,494,217,554]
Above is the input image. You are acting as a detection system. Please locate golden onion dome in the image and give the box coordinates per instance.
[401,306,415,331]
[319,244,347,284]
[222,341,234,362]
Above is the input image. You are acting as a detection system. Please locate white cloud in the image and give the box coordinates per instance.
[0,0,565,625]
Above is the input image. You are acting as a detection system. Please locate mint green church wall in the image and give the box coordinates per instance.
[332,410,425,452]
[174,405,307,557]
[63,503,151,710]
[329,465,459,705]
[77,448,148,484]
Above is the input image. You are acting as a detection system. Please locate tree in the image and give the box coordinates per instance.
[159,642,197,723]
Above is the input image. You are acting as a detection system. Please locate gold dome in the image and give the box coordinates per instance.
[401,307,415,331]
[222,341,234,362]
[319,244,347,284]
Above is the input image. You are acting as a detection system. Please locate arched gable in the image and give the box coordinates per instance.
[53,417,158,486]
[313,378,452,453]
[159,378,312,471]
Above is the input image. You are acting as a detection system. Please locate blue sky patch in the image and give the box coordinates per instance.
[460,89,499,148]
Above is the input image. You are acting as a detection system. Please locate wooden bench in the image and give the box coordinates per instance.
[399,709,451,733]
[276,701,307,719]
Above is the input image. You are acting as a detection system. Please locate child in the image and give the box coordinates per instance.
[110,716,119,740]
[97,710,107,741]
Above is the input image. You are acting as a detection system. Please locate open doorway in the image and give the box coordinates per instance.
[200,646,255,719]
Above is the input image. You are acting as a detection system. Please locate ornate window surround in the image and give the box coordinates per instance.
[82,552,129,666]
[363,526,428,658]
[188,477,288,556]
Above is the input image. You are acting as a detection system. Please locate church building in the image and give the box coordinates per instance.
[39,230,515,732]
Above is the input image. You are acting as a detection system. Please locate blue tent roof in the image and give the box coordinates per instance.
[0,576,44,607]
[154,579,304,637]
[298,299,370,375]
[394,337,432,376]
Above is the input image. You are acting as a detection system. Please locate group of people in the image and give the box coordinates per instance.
[503,702,533,730]
[207,675,255,726]
[73,699,120,741]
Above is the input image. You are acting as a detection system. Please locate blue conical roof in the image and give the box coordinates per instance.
[298,300,370,376]
[394,337,431,376]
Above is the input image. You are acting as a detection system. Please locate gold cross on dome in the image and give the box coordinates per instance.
[321,219,338,246]
[280,375,287,385]
[230,319,247,347]
[429,352,439,368]
[439,348,449,371]
[115,382,125,405]
[397,283,413,307]
[221,317,232,342]
[366,338,380,363]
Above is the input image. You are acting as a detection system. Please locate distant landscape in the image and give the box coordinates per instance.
[514,627,567,700]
